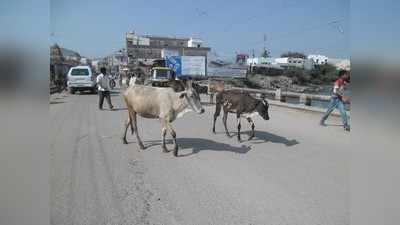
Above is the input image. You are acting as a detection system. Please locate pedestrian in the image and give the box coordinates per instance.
[96,67,114,110]
[320,70,350,131]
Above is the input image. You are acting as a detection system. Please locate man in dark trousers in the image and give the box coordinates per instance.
[320,70,350,131]
[96,67,114,110]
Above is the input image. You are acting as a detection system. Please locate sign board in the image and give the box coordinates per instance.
[166,56,182,75]
[166,56,206,76]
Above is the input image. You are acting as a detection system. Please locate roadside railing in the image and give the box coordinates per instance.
[205,77,352,116]
[229,87,331,106]
[50,85,59,94]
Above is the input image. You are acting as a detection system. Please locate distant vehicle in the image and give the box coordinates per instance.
[109,74,117,89]
[67,66,97,94]
[149,67,174,87]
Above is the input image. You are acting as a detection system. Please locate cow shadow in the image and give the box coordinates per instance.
[142,138,252,157]
[217,130,299,147]
[176,138,251,157]
[248,130,299,146]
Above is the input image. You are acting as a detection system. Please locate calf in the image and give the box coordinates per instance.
[212,90,270,141]
[122,80,204,156]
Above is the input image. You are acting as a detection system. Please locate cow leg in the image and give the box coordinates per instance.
[247,117,255,140]
[122,116,130,144]
[131,111,145,150]
[160,119,169,153]
[237,114,242,142]
[212,102,222,133]
[166,123,179,157]
[222,110,230,137]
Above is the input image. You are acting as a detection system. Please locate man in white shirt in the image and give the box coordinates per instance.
[96,67,114,110]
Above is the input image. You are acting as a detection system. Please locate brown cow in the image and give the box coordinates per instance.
[212,90,270,141]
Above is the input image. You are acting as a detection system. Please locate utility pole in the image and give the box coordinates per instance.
[263,34,267,52]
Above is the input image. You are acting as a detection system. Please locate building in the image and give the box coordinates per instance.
[247,57,275,66]
[307,54,328,65]
[50,44,81,87]
[60,47,81,64]
[126,31,211,65]
[80,57,92,66]
[236,54,249,65]
[275,57,315,70]
[247,57,314,70]
[327,58,350,70]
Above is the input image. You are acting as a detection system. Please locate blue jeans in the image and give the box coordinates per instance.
[321,97,349,126]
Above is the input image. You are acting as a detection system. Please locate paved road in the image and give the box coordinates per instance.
[50,89,349,225]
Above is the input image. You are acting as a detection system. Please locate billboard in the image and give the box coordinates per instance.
[166,56,206,76]
[166,56,182,75]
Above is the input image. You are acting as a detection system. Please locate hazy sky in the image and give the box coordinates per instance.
[51,0,350,59]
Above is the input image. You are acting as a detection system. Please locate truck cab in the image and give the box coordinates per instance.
[150,67,175,87]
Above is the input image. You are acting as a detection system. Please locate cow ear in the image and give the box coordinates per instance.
[179,93,186,99]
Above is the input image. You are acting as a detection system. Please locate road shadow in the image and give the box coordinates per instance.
[50,101,66,105]
[216,130,299,147]
[325,123,343,127]
[176,138,251,157]
[111,107,127,111]
[248,131,299,146]
[136,138,251,157]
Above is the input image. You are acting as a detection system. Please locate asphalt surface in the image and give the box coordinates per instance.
[50,89,349,225]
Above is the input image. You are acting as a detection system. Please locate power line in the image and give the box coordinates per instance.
[244,19,345,50]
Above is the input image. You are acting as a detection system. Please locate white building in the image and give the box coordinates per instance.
[247,57,275,65]
[328,58,351,70]
[307,54,328,65]
[188,38,204,48]
[126,32,150,46]
[275,57,305,68]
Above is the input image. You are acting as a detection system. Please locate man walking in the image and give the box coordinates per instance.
[320,70,350,131]
[96,67,114,110]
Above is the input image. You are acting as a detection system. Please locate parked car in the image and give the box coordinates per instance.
[67,66,97,94]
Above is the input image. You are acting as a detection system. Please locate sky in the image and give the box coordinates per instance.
[50,0,350,59]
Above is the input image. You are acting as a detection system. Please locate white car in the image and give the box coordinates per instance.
[67,66,97,94]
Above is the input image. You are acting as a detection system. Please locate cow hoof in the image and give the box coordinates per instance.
[173,147,178,157]
[162,147,170,153]
[139,144,145,150]
[122,138,128,144]
[248,136,254,141]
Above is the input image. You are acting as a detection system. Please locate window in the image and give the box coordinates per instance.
[70,68,89,76]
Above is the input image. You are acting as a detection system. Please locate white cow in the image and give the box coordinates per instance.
[122,80,204,156]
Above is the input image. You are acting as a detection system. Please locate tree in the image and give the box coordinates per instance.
[280,51,306,59]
